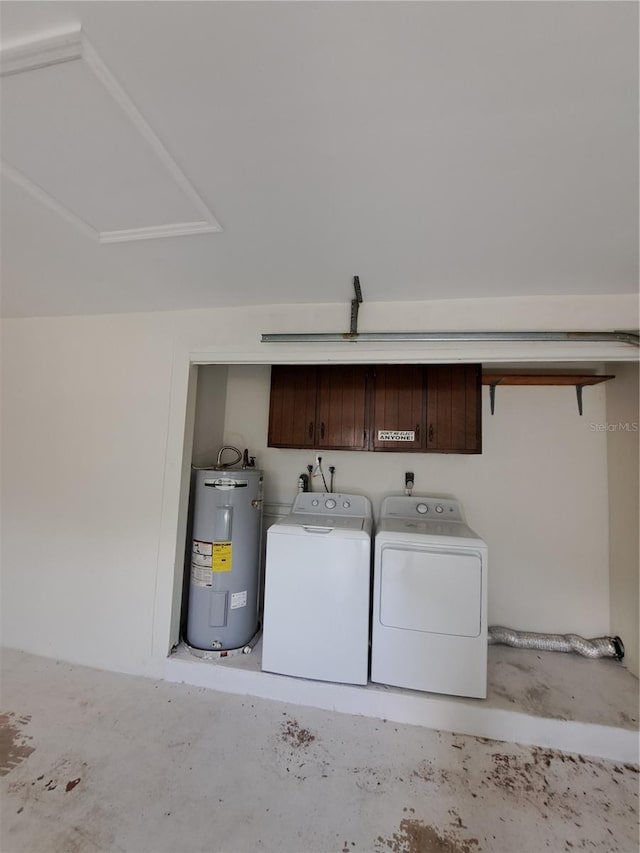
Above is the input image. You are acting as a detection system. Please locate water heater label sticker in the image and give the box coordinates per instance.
[212,542,232,572]
[191,552,212,568]
[230,590,247,610]
[191,564,212,587]
[377,430,415,441]
[192,540,212,556]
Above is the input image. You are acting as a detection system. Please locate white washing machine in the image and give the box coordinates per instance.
[371,495,488,699]
[262,493,372,685]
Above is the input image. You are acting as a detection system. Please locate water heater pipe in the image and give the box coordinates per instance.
[216,445,242,468]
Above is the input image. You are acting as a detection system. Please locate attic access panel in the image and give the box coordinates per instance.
[0,31,220,243]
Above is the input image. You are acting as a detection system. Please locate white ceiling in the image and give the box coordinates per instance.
[0,1,637,318]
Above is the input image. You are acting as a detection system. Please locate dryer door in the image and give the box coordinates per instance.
[379,545,482,637]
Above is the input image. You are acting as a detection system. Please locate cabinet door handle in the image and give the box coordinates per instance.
[415,423,420,441]
[428,423,434,443]
[320,422,325,439]
[308,421,313,439]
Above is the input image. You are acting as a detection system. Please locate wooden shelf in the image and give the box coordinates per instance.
[481,373,615,415]
[482,373,614,387]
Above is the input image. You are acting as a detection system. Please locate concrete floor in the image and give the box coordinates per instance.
[2,649,638,853]
[166,640,639,762]
[487,645,638,727]
[173,639,640,728]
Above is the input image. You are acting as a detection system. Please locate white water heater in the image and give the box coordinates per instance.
[186,468,263,650]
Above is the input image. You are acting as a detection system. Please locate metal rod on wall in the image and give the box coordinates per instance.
[261,330,639,346]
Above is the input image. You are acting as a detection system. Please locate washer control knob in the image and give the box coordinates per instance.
[435,504,444,513]
[325,498,337,509]
[416,503,428,514]
[311,499,319,507]
[342,501,351,509]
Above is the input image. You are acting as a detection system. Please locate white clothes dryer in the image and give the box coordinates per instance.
[371,495,488,698]
[262,493,372,685]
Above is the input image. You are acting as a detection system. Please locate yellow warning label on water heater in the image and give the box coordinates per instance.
[212,542,232,572]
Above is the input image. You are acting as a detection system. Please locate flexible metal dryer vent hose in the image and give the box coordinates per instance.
[488,626,625,661]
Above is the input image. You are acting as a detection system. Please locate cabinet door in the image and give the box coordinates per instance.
[425,365,482,453]
[316,366,369,450]
[372,365,425,451]
[268,366,318,448]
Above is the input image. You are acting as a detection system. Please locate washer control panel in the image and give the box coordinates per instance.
[292,492,371,518]
[381,495,464,521]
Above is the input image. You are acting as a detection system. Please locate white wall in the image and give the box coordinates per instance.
[606,363,639,678]
[191,365,228,467]
[221,365,611,634]
[1,294,636,677]
[0,313,175,675]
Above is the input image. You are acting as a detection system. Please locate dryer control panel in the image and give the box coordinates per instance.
[381,495,464,521]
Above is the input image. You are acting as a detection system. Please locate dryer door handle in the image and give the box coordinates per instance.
[302,526,333,534]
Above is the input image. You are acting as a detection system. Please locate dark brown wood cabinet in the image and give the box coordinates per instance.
[426,364,482,453]
[371,365,425,451]
[317,366,369,450]
[267,366,318,448]
[267,365,368,450]
[267,363,481,453]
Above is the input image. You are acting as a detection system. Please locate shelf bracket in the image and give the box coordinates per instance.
[576,383,585,416]
[349,275,363,337]
[489,382,498,415]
